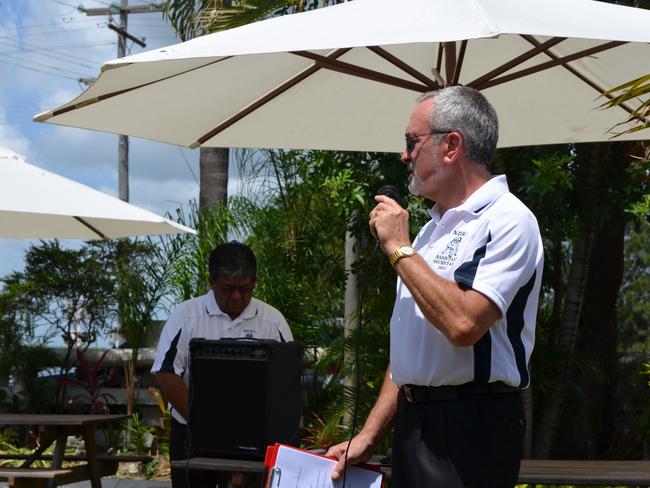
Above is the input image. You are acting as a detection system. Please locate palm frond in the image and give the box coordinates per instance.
[601,73,650,136]
[164,0,302,39]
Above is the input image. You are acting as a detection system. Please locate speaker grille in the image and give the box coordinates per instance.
[188,339,302,459]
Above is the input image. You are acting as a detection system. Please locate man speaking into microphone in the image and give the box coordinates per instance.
[327,86,543,487]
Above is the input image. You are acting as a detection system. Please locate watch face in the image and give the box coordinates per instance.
[400,246,415,256]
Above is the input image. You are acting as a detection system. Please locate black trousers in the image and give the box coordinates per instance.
[170,418,230,488]
[392,389,525,488]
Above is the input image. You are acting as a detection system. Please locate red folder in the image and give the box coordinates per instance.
[264,443,384,487]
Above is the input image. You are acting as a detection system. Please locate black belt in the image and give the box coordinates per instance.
[401,381,519,403]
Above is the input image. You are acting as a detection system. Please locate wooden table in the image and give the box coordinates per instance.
[173,457,650,486]
[518,459,650,485]
[0,414,129,488]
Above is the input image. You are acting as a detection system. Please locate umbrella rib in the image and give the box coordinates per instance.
[451,40,468,86]
[36,58,232,121]
[477,39,627,91]
[367,46,438,89]
[444,42,457,85]
[192,48,351,147]
[435,44,443,75]
[467,37,566,90]
[73,216,108,240]
[520,35,644,123]
[291,51,431,93]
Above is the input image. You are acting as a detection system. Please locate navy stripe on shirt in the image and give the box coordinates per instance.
[473,331,492,383]
[506,270,537,388]
[159,329,182,374]
[453,232,492,289]
[452,232,494,382]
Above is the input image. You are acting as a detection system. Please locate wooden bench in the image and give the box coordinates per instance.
[0,455,153,488]
[517,459,650,485]
[0,463,114,488]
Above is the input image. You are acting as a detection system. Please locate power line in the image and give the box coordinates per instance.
[138,35,177,39]
[122,23,170,28]
[6,18,103,31]
[177,146,199,185]
[0,37,104,67]
[0,59,81,81]
[0,52,89,77]
[1,42,115,62]
[0,26,110,38]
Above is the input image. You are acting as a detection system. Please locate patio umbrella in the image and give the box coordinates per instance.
[0,147,195,240]
[35,0,650,152]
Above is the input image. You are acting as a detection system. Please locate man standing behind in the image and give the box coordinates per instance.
[152,241,293,487]
[327,87,543,487]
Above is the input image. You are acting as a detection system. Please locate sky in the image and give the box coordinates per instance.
[0,0,218,278]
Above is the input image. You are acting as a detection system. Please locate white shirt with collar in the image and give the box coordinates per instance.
[390,175,543,389]
[151,290,293,424]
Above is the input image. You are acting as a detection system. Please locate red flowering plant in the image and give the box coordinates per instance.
[58,348,116,414]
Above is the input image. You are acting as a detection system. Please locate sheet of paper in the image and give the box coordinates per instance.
[268,445,382,488]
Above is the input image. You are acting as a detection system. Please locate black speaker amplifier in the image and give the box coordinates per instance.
[188,338,302,460]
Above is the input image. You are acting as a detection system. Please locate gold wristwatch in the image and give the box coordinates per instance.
[390,245,416,266]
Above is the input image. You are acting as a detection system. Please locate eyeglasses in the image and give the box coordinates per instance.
[405,130,454,154]
[218,285,255,295]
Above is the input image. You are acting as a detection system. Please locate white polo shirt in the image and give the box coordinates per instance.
[390,175,543,389]
[151,290,293,424]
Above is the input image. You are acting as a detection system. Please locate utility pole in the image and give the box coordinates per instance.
[85,1,163,201]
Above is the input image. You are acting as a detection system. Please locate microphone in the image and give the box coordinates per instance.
[376,184,401,203]
[371,185,401,245]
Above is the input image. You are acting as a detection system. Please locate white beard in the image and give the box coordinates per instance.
[408,149,443,197]
[408,171,424,196]
[407,161,425,196]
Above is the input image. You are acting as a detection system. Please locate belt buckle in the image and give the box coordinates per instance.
[403,385,415,403]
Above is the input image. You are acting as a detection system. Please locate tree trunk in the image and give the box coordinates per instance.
[199,147,229,212]
[556,141,633,458]
[558,214,625,458]
[533,143,608,458]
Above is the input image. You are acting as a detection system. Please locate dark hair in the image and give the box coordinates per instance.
[208,241,257,280]
[418,86,499,170]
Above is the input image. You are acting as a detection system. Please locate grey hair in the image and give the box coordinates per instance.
[417,86,499,169]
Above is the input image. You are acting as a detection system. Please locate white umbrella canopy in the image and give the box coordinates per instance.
[35,0,650,152]
[0,147,195,240]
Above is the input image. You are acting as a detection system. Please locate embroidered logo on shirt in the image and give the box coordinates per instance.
[242,328,256,339]
[431,230,466,269]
